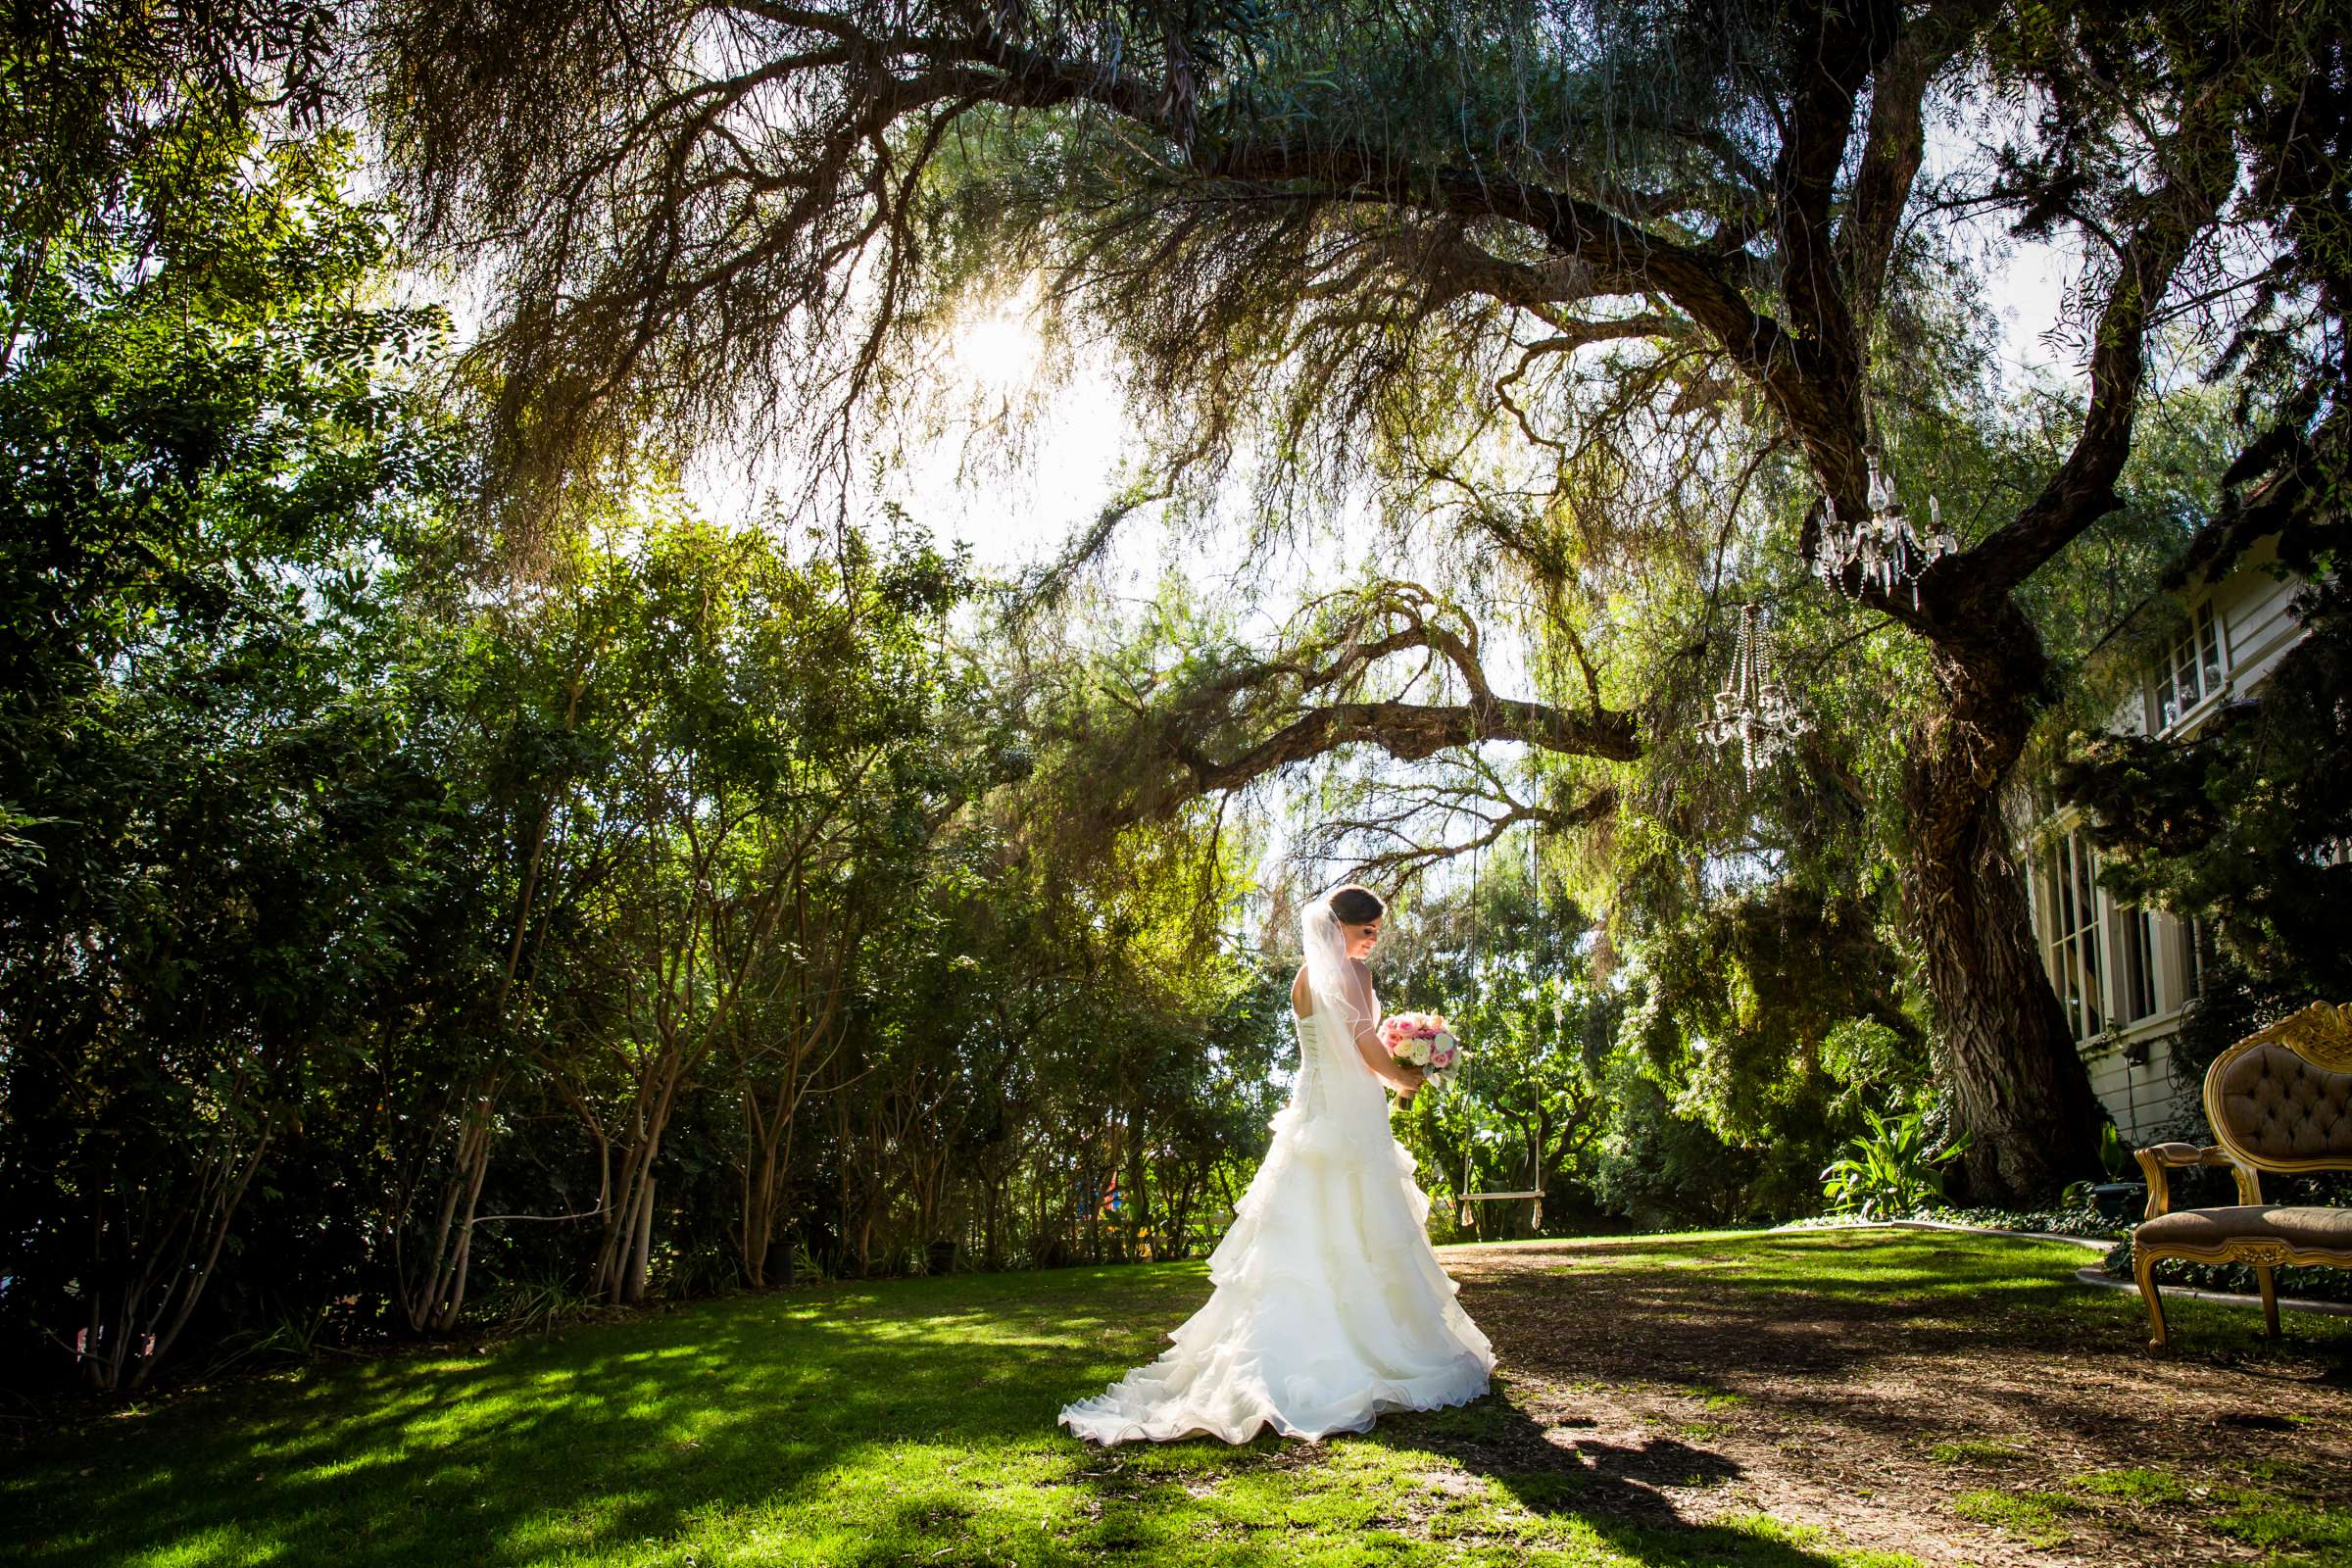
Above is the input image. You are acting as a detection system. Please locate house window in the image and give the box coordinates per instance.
[2182,915,2213,999]
[2147,601,2224,732]
[2044,830,2104,1043]
[2116,905,2158,1023]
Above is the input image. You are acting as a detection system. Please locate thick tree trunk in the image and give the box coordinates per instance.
[1900,621,2107,1202]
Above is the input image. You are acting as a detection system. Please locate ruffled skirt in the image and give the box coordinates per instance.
[1057,1095,1494,1445]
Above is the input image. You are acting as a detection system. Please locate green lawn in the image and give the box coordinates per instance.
[8,1231,2349,1567]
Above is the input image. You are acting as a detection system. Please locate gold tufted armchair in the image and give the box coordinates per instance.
[2131,1002,2352,1349]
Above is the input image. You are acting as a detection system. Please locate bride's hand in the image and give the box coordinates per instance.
[1395,1063,1426,1099]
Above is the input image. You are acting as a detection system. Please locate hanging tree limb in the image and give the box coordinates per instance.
[376,0,2256,646]
[1302,758,1619,890]
[1055,580,1636,837]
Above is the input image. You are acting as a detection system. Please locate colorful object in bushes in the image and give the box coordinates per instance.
[1378,1011,1462,1089]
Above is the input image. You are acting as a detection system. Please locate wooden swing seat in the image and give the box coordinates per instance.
[1456,1184,1545,1234]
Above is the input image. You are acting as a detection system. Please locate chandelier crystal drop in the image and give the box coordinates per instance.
[1815,448,1960,608]
[1699,603,1810,781]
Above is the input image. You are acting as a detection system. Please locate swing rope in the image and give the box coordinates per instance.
[1450,834,1544,1231]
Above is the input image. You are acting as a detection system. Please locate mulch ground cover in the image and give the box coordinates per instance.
[1428,1229,2352,1566]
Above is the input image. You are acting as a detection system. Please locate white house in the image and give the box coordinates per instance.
[2018,538,2312,1143]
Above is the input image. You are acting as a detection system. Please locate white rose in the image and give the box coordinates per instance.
[1404,1038,1433,1066]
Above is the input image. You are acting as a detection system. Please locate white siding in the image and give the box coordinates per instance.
[2211,541,2304,699]
[2020,542,2313,1147]
[2084,1040,2187,1145]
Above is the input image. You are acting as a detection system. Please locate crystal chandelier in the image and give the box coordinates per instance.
[1815,447,1959,608]
[1700,603,1810,781]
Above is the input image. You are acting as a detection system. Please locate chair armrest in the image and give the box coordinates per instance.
[2133,1144,2235,1220]
[2140,1143,2232,1166]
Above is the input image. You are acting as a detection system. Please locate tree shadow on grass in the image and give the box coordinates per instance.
[9,1271,1179,1568]
[1051,1376,1852,1568]
[18,1236,2344,1568]
[1382,1382,1855,1568]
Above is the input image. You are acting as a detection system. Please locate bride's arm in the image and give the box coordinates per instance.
[1341,966,1423,1095]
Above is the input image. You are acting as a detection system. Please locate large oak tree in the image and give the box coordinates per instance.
[367,0,2318,1199]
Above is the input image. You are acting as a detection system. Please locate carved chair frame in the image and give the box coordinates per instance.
[2131,1001,2352,1349]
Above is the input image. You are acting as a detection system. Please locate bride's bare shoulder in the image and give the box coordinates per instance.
[1291,964,1312,1017]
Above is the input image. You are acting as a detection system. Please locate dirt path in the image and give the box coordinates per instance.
[1436,1235,2352,1567]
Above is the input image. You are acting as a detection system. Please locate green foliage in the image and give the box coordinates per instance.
[1818,1109,1970,1220]
[1379,838,1945,1234]
[1590,1068,1772,1229]
[1376,858,1616,1237]
[0,73,463,1389]
[0,53,1288,1387]
[2057,579,2352,1003]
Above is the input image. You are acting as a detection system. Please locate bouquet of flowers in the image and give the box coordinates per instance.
[1377,1011,1461,1091]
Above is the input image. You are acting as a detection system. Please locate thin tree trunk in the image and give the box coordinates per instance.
[982,1177,1004,1271]
[1087,1154,1102,1262]
[396,1090,498,1335]
[736,1075,787,1289]
[589,1063,678,1304]
[1124,1118,1150,1262]
[624,1173,655,1302]
[101,1115,274,1394]
[429,1108,494,1333]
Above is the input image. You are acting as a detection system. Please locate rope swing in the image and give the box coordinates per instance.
[1455,1139,1545,1232]
[1449,835,1544,1233]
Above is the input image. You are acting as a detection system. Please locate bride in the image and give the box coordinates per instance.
[1058,884,1494,1445]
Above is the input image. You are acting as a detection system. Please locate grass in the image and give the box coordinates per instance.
[1536,1229,2101,1306]
[1946,1465,2352,1561]
[2071,1466,2189,1503]
[6,1230,2348,1567]
[2,1253,1917,1568]
[1950,1488,2078,1548]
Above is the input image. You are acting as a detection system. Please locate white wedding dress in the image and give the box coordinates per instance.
[1058,922,1494,1446]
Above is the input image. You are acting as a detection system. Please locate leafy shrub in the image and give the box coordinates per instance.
[1781,1202,2117,1238]
[1819,1108,1970,1218]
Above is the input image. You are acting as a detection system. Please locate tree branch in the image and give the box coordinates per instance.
[1943,81,2243,604]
